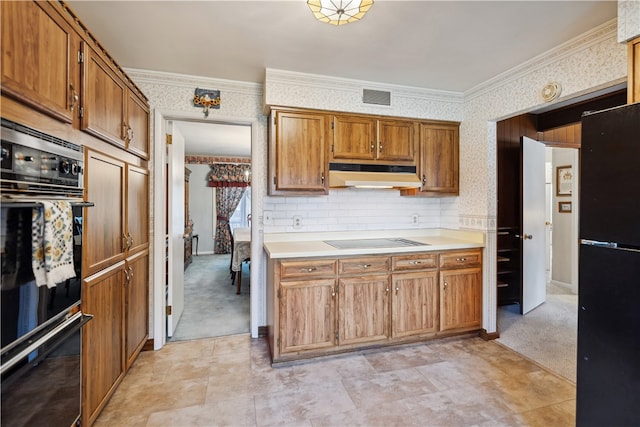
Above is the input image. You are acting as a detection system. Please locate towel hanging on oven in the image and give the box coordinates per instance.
[31,201,76,288]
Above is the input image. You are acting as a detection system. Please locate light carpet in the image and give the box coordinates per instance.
[169,254,250,341]
[497,292,578,383]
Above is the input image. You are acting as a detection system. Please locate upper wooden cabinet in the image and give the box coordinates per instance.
[402,122,459,196]
[269,108,330,195]
[1,1,79,124]
[81,44,150,159]
[1,1,150,160]
[629,36,640,104]
[331,115,416,164]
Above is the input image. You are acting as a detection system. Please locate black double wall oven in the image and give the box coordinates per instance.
[1,118,93,427]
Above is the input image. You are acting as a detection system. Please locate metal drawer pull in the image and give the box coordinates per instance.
[409,260,424,265]
[301,267,317,272]
[456,257,467,262]
[362,264,372,268]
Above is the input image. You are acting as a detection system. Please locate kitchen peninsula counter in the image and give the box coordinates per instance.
[263,228,485,259]
[265,228,486,364]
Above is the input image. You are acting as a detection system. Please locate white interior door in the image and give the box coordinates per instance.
[167,123,185,337]
[522,136,547,314]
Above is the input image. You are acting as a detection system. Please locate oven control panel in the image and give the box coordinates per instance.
[1,119,84,193]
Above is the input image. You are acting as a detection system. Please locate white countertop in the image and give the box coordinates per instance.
[263,228,485,259]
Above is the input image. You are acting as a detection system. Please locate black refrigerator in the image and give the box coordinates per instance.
[577,102,640,426]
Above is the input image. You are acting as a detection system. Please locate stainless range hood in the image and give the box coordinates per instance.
[329,163,421,189]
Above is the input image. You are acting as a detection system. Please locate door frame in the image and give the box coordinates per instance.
[152,109,260,350]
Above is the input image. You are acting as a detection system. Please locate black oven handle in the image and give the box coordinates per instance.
[0,311,92,375]
[0,200,94,208]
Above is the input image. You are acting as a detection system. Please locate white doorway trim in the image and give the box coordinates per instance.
[152,108,260,350]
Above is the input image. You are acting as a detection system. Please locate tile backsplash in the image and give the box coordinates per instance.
[263,188,457,233]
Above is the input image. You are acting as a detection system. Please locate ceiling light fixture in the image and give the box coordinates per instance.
[307,0,374,26]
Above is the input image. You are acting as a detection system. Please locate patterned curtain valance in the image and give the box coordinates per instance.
[207,163,251,188]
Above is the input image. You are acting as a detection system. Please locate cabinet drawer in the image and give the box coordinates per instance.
[339,257,389,275]
[392,254,437,271]
[439,250,481,269]
[280,259,337,279]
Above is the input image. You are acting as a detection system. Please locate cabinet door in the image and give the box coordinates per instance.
[126,165,149,255]
[279,279,336,353]
[126,91,150,159]
[392,271,438,338]
[85,150,125,274]
[270,110,329,195]
[440,267,482,331]
[418,123,459,194]
[82,262,125,426]
[377,119,415,162]
[81,43,127,149]
[1,1,77,124]
[338,275,390,345]
[331,115,377,161]
[125,250,149,370]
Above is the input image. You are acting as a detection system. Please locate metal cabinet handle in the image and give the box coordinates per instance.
[395,286,399,295]
[443,282,448,290]
[69,84,78,112]
[301,267,317,273]
[362,264,372,268]
[378,142,383,153]
[370,142,374,152]
[409,260,423,265]
[456,257,467,262]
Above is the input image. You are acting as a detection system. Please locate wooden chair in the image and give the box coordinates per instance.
[229,223,250,294]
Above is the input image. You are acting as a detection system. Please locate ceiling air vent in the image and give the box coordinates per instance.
[362,89,391,106]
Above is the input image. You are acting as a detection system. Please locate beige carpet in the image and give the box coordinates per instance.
[497,291,578,383]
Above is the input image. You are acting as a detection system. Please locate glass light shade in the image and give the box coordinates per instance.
[307,0,374,26]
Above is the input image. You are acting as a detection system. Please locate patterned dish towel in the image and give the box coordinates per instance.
[32,201,76,288]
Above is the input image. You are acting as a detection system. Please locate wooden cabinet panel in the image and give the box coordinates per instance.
[331,115,376,161]
[417,123,459,195]
[82,262,125,426]
[439,250,481,269]
[392,254,437,271]
[339,257,389,275]
[338,275,390,345]
[1,1,77,124]
[126,91,150,159]
[270,109,329,195]
[85,150,125,275]
[629,36,640,104]
[392,271,438,337]
[280,259,337,279]
[126,165,149,255]
[279,279,336,353]
[377,119,415,162]
[125,250,149,370]
[440,267,482,331]
[81,44,127,149]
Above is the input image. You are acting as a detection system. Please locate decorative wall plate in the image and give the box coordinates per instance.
[541,82,562,102]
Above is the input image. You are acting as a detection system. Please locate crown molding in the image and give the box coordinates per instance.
[124,68,263,97]
[464,19,619,101]
[265,68,463,104]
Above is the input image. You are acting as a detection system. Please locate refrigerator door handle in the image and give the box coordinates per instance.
[580,239,618,248]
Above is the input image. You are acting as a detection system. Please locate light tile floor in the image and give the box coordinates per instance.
[95,335,575,427]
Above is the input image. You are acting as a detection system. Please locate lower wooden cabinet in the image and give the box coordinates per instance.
[82,250,149,425]
[269,249,482,363]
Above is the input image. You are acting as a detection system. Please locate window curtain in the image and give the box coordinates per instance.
[208,163,251,253]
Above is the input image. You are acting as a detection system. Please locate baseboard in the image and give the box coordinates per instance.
[550,279,577,294]
[479,329,499,340]
[142,338,154,351]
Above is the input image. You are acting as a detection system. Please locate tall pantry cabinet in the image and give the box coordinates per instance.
[1,2,150,426]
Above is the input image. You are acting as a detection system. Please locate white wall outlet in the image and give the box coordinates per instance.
[263,210,273,225]
[411,214,419,225]
[292,215,302,229]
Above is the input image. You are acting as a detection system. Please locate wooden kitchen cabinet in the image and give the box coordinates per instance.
[82,261,126,427]
[124,250,149,370]
[331,115,416,164]
[403,122,459,196]
[81,44,150,159]
[439,250,482,332]
[268,249,482,364]
[126,165,150,256]
[391,253,439,338]
[1,1,80,125]
[269,108,330,195]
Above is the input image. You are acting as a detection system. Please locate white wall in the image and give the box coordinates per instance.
[551,148,580,293]
[186,164,215,254]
